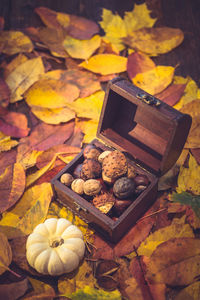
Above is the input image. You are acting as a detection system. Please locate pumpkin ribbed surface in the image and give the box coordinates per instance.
[26,218,85,275]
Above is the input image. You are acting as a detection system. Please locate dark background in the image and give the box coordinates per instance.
[0,0,200,86]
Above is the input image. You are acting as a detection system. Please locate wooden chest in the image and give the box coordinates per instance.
[51,77,192,243]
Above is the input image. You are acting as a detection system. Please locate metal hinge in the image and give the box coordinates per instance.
[137,92,161,106]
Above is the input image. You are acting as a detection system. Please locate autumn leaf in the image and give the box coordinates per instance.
[174,281,200,300]
[155,83,186,106]
[0,163,25,213]
[124,3,157,35]
[25,78,80,108]
[0,278,30,300]
[123,27,184,56]
[146,237,200,286]
[0,232,12,275]
[42,69,101,98]
[171,192,200,219]
[0,30,33,55]
[0,17,4,30]
[31,106,75,125]
[79,54,127,75]
[69,91,105,121]
[76,119,99,144]
[24,277,56,299]
[3,53,28,78]
[5,57,45,103]
[0,149,17,175]
[99,9,127,51]
[132,66,174,95]
[0,78,10,107]
[66,285,121,300]
[0,107,30,138]
[63,35,101,60]
[127,52,155,81]
[180,99,200,119]
[137,216,194,257]
[176,154,200,195]
[0,132,18,152]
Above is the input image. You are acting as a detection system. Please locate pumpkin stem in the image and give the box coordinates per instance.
[51,238,64,248]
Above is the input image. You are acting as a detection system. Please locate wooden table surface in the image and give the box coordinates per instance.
[0,0,200,85]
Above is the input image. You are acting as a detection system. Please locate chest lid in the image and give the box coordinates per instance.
[97,77,192,176]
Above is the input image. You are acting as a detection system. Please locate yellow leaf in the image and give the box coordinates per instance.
[31,106,75,125]
[0,132,18,152]
[0,31,33,55]
[69,90,104,120]
[4,53,28,78]
[0,232,12,275]
[176,154,200,195]
[25,78,80,108]
[99,9,126,51]
[26,277,56,299]
[180,99,200,119]
[132,66,174,95]
[173,76,199,110]
[79,54,127,75]
[76,119,98,144]
[184,116,200,148]
[57,154,76,164]
[63,35,101,60]
[66,286,121,300]
[123,27,184,56]
[124,3,157,34]
[137,216,194,257]
[174,281,200,300]
[16,148,43,170]
[5,57,45,103]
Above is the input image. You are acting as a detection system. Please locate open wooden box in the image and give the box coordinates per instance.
[51,77,192,243]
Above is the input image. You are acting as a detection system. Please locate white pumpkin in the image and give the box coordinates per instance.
[26,218,85,276]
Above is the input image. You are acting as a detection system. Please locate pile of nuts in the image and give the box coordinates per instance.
[60,144,150,219]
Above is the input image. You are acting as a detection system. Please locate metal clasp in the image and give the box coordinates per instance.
[137,92,161,106]
[74,202,88,213]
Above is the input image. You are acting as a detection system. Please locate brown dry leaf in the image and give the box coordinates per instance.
[5,57,45,103]
[23,277,56,299]
[146,237,200,286]
[63,35,101,60]
[0,149,17,175]
[38,27,68,58]
[123,27,184,56]
[132,66,175,95]
[0,278,30,300]
[35,6,99,39]
[25,78,79,108]
[180,99,200,119]
[0,132,18,152]
[31,106,75,125]
[184,116,200,148]
[0,30,33,55]
[0,163,25,213]
[35,163,66,185]
[3,53,28,78]
[0,107,30,138]
[155,83,186,106]
[79,54,127,75]
[0,78,10,107]
[174,281,200,300]
[127,51,155,81]
[42,68,101,98]
[0,232,12,275]
[36,144,80,169]
[191,148,200,165]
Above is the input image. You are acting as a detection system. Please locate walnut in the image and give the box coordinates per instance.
[98,150,112,163]
[81,159,102,180]
[60,173,74,186]
[102,151,127,184]
[113,177,135,199]
[93,192,115,214]
[71,179,84,195]
[83,179,102,196]
[127,164,137,179]
[84,147,101,160]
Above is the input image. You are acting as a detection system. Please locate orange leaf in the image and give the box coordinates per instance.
[155,83,186,106]
[127,52,155,80]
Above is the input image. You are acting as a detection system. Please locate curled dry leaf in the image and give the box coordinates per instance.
[0,107,30,138]
[0,78,10,107]
[132,66,175,95]
[5,57,45,103]
[0,30,33,55]
[0,132,18,152]
[123,27,184,56]
[79,54,127,75]
[0,232,12,275]
[63,35,101,60]
[146,237,200,286]
[0,162,25,213]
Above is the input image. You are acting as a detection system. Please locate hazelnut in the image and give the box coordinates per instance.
[83,179,102,196]
[134,174,149,187]
[83,144,97,158]
[60,173,74,186]
[98,150,112,163]
[102,151,128,184]
[93,192,115,214]
[71,179,84,195]
[81,159,102,180]
[113,177,135,199]
[73,163,83,178]
[113,199,132,216]
[127,164,137,179]
[84,148,102,160]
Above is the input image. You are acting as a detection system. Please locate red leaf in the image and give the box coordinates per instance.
[127,52,155,80]
[0,149,17,175]
[155,83,186,106]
